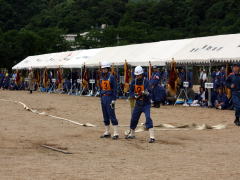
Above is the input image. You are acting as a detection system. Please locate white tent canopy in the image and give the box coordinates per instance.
[12,56,34,70]
[12,51,79,70]
[12,54,50,70]
[130,38,194,66]
[12,33,240,69]
[85,38,194,67]
[172,33,240,64]
[34,51,71,69]
[62,48,103,68]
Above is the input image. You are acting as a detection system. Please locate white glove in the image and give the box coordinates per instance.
[134,94,141,99]
[110,100,115,109]
[142,90,149,96]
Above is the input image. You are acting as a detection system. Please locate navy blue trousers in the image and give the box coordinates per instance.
[130,103,153,130]
[152,86,161,102]
[101,96,118,126]
[232,92,240,117]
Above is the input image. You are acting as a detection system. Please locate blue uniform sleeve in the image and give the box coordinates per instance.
[145,80,151,92]
[110,75,117,100]
[145,79,152,99]
[223,95,229,104]
[129,80,135,98]
[151,72,160,86]
[226,75,232,89]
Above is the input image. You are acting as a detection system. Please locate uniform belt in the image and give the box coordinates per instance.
[102,94,111,96]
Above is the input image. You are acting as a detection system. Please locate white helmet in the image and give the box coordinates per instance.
[101,61,111,68]
[134,66,144,75]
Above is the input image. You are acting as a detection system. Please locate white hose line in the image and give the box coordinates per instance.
[0,98,227,132]
[0,98,96,127]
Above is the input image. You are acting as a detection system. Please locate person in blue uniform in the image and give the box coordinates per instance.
[99,62,119,139]
[226,64,240,126]
[2,72,10,89]
[159,85,167,105]
[0,71,4,88]
[150,65,161,108]
[214,68,221,89]
[178,68,185,88]
[187,69,193,88]
[125,66,155,143]
[161,68,168,86]
[215,88,229,110]
[219,67,226,88]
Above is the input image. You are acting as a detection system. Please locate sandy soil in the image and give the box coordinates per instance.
[0,90,239,180]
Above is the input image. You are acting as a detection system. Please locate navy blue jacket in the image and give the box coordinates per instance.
[130,78,152,105]
[150,72,160,87]
[100,72,117,100]
[226,73,240,93]
[216,93,229,105]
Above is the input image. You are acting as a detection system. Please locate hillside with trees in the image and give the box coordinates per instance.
[0,0,240,69]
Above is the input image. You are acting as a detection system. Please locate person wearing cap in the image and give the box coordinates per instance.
[28,68,34,94]
[226,64,240,126]
[150,65,161,108]
[215,87,229,110]
[99,61,119,139]
[126,66,155,143]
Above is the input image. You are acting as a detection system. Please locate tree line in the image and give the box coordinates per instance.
[0,0,240,69]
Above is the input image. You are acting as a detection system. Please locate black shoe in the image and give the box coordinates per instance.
[100,134,111,138]
[234,120,240,126]
[149,138,155,143]
[152,102,160,108]
[234,117,240,126]
[154,104,160,108]
[234,119,238,125]
[112,135,119,140]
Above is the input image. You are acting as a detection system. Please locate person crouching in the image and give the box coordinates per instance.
[126,66,155,143]
[99,62,119,139]
[215,88,229,110]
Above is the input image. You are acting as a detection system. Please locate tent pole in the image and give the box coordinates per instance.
[185,64,188,83]
[77,69,81,95]
[80,66,83,96]
[208,62,212,107]
[91,68,94,96]
[185,64,188,101]
[117,66,119,97]
[70,68,73,95]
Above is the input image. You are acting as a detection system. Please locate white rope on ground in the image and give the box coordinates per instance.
[0,98,227,131]
[0,98,96,127]
[133,123,226,133]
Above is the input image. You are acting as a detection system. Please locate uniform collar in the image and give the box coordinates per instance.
[102,72,110,78]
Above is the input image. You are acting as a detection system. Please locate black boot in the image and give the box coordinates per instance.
[149,138,155,143]
[234,117,240,126]
[153,102,160,108]
[152,102,156,107]
[100,134,111,138]
[155,102,160,108]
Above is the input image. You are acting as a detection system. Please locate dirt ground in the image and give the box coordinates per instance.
[0,90,240,180]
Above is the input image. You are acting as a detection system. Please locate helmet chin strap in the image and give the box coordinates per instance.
[136,75,143,80]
